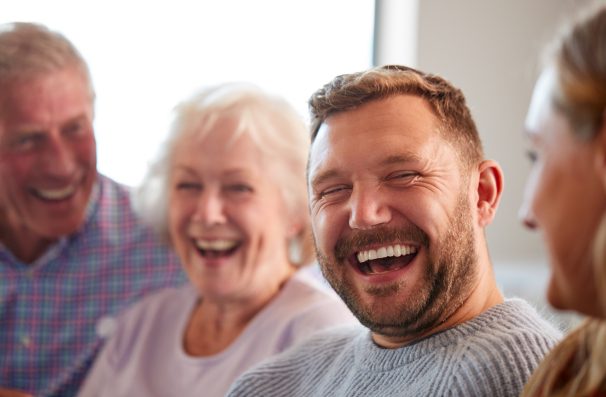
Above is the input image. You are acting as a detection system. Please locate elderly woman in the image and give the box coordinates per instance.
[519,4,606,397]
[77,83,355,396]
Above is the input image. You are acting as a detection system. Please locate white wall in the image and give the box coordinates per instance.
[416,0,592,267]
[1,0,375,187]
[412,1,595,326]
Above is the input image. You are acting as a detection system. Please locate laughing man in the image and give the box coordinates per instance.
[226,65,561,397]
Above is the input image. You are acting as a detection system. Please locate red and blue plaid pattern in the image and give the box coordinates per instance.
[0,174,185,396]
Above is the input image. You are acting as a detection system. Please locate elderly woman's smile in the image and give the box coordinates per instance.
[193,238,241,259]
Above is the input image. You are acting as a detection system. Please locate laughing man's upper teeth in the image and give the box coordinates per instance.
[357,244,417,263]
[195,239,238,251]
[37,185,76,200]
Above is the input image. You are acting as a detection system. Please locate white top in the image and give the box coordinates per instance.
[78,268,358,397]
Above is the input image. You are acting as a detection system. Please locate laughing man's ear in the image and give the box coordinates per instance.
[593,108,606,193]
[475,160,504,227]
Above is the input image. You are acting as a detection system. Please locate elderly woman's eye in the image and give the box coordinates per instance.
[226,184,253,193]
[176,182,201,190]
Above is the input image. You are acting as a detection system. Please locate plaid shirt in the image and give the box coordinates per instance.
[0,174,185,397]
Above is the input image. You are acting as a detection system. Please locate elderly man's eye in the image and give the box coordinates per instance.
[12,133,44,151]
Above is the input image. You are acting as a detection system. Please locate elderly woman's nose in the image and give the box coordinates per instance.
[193,191,227,226]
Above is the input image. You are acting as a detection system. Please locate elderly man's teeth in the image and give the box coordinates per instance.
[36,185,76,200]
[195,239,238,251]
[356,244,417,263]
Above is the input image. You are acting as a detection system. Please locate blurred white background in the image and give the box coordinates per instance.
[1,0,374,186]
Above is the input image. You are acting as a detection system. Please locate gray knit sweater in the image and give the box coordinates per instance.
[226,299,561,397]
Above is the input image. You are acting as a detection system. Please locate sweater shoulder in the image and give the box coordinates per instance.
[226,325,363,396]
[437,299,562,396]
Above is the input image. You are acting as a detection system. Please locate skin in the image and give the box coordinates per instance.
[168,119,299,356]
[308,95,504,348]
[0,66,96,263]
[521,67,606,317]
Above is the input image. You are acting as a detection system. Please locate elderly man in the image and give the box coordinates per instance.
[227,65,561,397]
[0,23,184,397]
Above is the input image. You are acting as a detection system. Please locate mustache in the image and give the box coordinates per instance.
[334,225,429,261]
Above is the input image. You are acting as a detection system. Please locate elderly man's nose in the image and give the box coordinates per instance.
[42,137,76,176]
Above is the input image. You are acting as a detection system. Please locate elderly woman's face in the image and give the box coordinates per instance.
[168,119,296,303]
[520,67,606,316]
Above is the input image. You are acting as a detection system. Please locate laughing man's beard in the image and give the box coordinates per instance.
[316,195,477,338]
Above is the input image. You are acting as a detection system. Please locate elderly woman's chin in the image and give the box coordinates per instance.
[178,240,252,296]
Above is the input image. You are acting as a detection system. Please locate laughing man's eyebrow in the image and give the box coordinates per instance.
[310,169,341,190]
[380,153,422,166]
[310,153,423,189]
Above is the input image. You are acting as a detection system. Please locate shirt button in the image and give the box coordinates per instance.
[20,335,32,348]
[96,315,117,338]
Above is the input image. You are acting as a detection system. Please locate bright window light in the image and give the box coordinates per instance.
[2,0,374,186]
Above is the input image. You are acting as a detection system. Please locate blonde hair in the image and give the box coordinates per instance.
[522,4,606,396]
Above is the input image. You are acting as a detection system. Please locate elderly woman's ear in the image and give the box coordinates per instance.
[287,218,304,239]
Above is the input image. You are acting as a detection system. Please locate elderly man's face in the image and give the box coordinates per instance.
[308,95,478,341]
[0,66,96,255]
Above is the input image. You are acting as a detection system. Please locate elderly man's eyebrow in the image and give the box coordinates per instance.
[62,114,89,126]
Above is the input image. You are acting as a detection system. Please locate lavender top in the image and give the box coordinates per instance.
[78,269,358,397]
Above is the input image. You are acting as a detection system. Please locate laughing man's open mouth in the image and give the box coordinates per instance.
[353,244,418,275]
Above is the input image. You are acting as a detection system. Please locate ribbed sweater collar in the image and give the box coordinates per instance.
[353,299,531,372]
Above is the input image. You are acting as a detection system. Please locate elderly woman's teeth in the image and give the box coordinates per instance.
[195,239,238,251]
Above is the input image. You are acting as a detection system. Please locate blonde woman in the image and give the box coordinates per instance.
[520,4,606,396]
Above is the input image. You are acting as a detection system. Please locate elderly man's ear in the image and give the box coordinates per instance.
[593,108,606,192]
[474,160,504,227]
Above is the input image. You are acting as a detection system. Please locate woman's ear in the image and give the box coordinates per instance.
[285,211,304,239]
[475,160,504,227]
